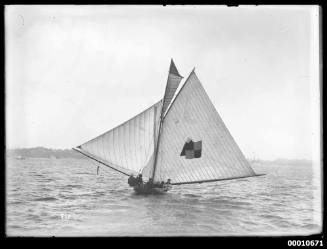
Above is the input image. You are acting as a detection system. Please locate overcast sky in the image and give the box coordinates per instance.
[5,5,320,161]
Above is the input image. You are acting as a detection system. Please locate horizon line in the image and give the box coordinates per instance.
[6,146,313,162]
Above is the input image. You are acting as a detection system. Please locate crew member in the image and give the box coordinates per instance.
[128,174,137,187]
[147,178,154,188]
[136,174,143,185]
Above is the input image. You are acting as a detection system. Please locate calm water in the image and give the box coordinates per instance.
[6,158,322,236]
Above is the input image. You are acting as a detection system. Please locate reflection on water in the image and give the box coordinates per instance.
[6,158,322,236]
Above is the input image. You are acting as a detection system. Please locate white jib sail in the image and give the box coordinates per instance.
[154,71,256,184]
[76,100,162,178]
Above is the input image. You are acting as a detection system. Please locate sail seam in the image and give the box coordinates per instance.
[163,69,195,120]
[191,88,215,180]
[155,71,257,183]
[192,74,235,179]
[189,88,213,180]
[80,100,162,147]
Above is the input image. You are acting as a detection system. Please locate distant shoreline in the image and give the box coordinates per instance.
[5,147,312,165]
[6,147,83,159]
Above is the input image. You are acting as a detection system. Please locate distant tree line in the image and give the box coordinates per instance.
[6,147,312,165]
[6,147,84,159]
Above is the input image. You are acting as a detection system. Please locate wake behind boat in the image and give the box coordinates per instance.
[73,59,264,194]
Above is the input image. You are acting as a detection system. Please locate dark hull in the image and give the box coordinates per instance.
[133,184,172,195]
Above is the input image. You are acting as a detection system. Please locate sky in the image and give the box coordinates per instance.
[5,5,321,161]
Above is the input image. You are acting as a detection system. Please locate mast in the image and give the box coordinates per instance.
[151,87,169,180]
[151,111,164,180]
[151,59,183,180]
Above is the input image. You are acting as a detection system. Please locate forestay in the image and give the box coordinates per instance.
[76,100,162,178]
[154,71,256,184]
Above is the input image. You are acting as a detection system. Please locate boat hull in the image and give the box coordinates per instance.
[133,184,172,195]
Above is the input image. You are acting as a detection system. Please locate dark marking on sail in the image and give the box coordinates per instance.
[180,139,202,159]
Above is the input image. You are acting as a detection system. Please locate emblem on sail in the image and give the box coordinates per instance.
[180,138,202,159]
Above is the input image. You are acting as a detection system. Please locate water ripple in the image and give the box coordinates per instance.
[33,197,58,202]
[6,158,321,236]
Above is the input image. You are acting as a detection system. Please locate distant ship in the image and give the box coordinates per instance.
[73,59,264,194]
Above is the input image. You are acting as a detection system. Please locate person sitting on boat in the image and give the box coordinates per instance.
[166,179,171,185]
[151,180,165,188]
[146,178,154,188]
[136,174,143,185]
[128,174,138,187]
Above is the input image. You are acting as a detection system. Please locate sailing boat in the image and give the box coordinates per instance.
[73,59,264,194]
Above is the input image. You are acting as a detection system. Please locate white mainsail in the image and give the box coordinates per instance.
[75,100,162,178]
[153,70,256,184]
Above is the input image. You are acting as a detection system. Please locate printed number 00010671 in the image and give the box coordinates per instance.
[288,240,323,247]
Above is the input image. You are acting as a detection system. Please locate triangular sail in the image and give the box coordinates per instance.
[154,71,256,184]
[76,100,162,178]
[161,59,183,117]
